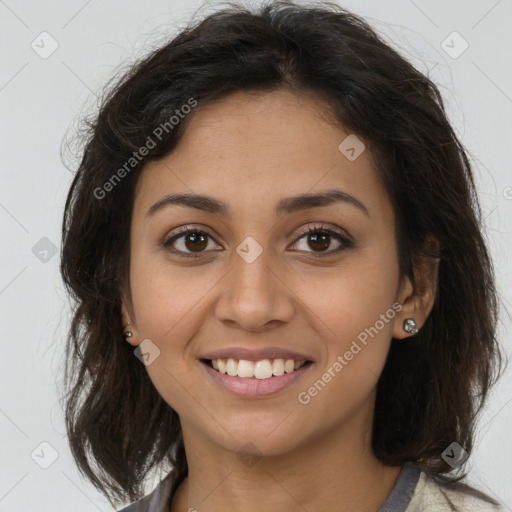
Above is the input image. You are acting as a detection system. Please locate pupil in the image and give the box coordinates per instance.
[186,233,207,252]
[309,233,329,251]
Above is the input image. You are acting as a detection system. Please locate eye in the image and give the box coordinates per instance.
[290,223,353,256]
[162,226,220,258]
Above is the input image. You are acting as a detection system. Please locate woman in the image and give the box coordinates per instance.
[59,1,504,510]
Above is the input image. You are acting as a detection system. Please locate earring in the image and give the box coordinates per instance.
[123,321,133,339]
[403,318,419,335]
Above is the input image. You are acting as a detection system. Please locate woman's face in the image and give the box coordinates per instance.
[123,88,416,458]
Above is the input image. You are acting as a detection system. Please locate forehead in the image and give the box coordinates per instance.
[132,89,392,224]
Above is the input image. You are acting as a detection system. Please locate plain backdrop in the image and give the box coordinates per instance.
[1,0,511,510]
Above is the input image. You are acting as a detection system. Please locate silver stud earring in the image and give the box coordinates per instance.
[403,318,419,335]
[123,321,133,339]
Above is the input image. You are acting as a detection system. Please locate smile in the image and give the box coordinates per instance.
[200,358,314,398]
[206,357,310,378]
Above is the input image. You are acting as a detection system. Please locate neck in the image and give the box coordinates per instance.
[171,402,402,512]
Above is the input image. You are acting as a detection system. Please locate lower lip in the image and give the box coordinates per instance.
[200,360,314,398]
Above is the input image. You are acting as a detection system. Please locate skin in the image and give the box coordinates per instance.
[121,88,439,512]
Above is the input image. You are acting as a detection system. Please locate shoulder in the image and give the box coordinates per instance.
[406,471,503,512]
[116,474,173,512]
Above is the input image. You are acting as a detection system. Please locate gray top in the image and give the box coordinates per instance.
[118,462,421,512]
[377,463,421,512]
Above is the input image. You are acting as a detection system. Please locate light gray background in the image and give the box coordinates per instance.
[1,0,511,510]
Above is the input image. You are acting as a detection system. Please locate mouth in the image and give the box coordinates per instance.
[200,357,313,378]
[199,357,315,398]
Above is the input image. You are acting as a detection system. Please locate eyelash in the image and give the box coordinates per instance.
[162,224,353,259]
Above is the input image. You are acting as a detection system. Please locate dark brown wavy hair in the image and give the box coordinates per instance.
[59,0,504,508]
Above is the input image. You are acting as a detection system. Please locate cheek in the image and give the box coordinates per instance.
[128,257,220,412]
[301,285,396,378]
[129,251,213,341]
[128,260,205,412]
[297,248,399,347]
[295,283,397,427]
[294,249,399,397]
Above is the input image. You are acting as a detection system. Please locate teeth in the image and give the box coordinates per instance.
[237,359,254,378]
[208,358,308,379]
[254,360,273,379]
[284,359,295,373]
[272,359,284,376]
[226,358,238,376]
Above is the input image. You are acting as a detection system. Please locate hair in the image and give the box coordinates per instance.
[59,0,504,509]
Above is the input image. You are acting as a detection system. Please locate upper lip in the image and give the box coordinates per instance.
[200,346,314,362]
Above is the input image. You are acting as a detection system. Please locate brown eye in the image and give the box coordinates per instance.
[163,227,218,257]
[291,224,353,256]
[182,232,208,252]
[305,232,331,252]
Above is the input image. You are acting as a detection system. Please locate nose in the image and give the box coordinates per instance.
[214,242,295,332]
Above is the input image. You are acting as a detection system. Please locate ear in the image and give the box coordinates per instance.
[120,289,140,347]
[393,235,440,340]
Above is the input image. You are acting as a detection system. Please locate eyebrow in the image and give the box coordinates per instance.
[146,189,369,219]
